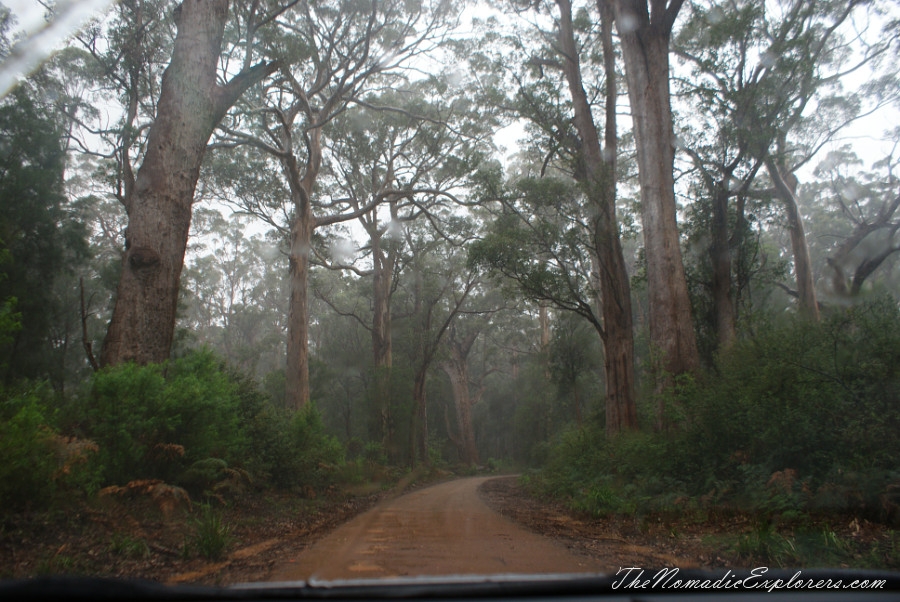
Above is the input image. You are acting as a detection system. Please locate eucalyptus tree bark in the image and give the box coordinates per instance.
[441,326,480,466]
[558,0,637,434]
[611,0,699,393]
[365,201,399,453]
[372,234,395,371]
[765,156,820,321]
[372,234,395,450]
[285,124,322,411]
[538,303,550,351]
[409,267,429,466]
[101,0,276,366]
[410,366,429,465]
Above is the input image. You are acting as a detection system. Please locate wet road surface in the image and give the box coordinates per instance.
[271,476,607,581]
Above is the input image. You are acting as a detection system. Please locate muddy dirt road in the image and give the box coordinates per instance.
[270,477,606,580]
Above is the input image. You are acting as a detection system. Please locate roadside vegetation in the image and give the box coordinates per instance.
[525,297,900,569]
[0,348,432,580]
[0,349,371,513]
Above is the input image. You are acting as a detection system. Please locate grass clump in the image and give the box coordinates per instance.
[108,533,150,559]
[188,503,232,560]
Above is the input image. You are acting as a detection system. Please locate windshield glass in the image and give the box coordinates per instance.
[1,0,899,591]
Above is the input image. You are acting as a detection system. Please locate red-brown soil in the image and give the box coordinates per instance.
[2,474,894,586]
[270,476,611,580]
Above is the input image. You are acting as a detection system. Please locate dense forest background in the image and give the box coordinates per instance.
[1,0,899,567]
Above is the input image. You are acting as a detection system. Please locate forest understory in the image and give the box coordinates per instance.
[0,467,439,585]
[480,477,900,572]
[2,473,898,586]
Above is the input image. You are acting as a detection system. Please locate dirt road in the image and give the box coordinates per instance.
[270,477,606,580]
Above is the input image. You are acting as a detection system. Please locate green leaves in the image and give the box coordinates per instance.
[0,87,89,381]
[0,384,59,512]
[468,175,599,324]
[82,350,245,485]
[532,297,900,527]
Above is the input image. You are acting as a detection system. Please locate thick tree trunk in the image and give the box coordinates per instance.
[285,125,323,410]
[442,359,478,466]
[613,0,699,402]
[559,0,637,434]
[286,209,313,411]
[441,329,480,466]
[102,0,275,367]
[371,234,395,454]
[102,0,229,366]
[732,193,751,322]
[372,243,393,369]
[765,157,820,321]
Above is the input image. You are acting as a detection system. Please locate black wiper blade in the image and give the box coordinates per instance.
[3,570,900,601]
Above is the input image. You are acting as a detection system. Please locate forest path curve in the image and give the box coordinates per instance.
[269,476,606,581]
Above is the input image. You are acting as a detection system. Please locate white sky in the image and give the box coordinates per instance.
[3,0,46,32]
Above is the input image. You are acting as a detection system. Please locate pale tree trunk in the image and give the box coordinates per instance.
[559,0,637,434]
[539,303,550,350]
[409,267,428,467]
[370,222,397,456]
[765,156,820,321]
[285,125,323,411]
[286,210,312,411]
[441,328,480,466]
[102,0,275,367]
[372,238,393,369]
[442,360,478,466]
[612,0,699,415]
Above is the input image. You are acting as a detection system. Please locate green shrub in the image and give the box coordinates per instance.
[1,349,359,509]
[680,298,900,502]
[0,383,103,514]
[80,349,245,486]
[179,458,230,495]
[81,362,170,484]
[0,384,58,511]
[537,298,900,522]
[283,404,345,490]
[162,351,244,463]
[228,373,293,486]
[363,441,388,465]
